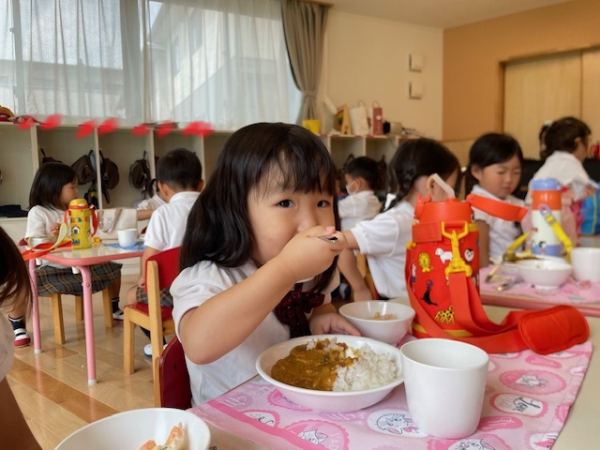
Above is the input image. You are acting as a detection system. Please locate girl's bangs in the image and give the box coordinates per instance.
[261,146,336,195]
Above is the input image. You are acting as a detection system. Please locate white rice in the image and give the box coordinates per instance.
[306,338,398,392]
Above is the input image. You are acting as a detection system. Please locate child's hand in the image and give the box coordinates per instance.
[275,226,346,284]
[310,312,361,336]
[49,222,61,237]
[137,276,145,289]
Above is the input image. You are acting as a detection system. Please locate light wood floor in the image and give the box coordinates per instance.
[7,273,158,450]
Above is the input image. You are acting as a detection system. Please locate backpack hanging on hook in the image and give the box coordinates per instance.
[129,151,153,199]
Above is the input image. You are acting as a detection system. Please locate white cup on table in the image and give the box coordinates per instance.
[117,228,138,248]
[400,338,489,439]
[570,247,600,283]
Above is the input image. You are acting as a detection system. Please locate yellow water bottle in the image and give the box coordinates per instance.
[67,199,93,249]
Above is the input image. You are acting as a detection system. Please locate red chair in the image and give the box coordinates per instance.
[123,247,180,406]
[157,337,192,409]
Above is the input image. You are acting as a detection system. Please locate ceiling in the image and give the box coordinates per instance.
[328,0,572,29]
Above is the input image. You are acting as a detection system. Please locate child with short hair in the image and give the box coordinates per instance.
[341,138,461,299]
[126,148,204,357]
[339,156,382,230]
[0,226,42,448]
[529,117,598,245]
[24,163,122,317]
[172,123,359,405]
[465,133,525,267]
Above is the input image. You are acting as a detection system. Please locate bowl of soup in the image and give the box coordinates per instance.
[256,335,404,412]
[339,301,415,345]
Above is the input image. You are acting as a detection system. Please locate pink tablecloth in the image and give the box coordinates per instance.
[481,266,600,307]
[190,340,592,450]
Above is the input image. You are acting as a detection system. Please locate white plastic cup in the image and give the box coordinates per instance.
[117,228,138,248]
[570,247,600,283]
[400,339,489,439]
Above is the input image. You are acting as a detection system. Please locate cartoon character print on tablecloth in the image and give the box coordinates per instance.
[526,432,558,450]
[555,403,570,423]
[285,420,350,450]
[421,280,437,306]
[266,388,312,411]
[365,408,426,437]
[244,410,279,427]
[491,393,547,418]
[418,252,433,273]
[499,370,566,395]
[217,380,271,410]
[429,435,512,450]
[569,365,588,377]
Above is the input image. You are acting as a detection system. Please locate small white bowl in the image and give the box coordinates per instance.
[256,334,404,413]
[338,301,415,345]
[516,259,572,289]
[55,408,211,450]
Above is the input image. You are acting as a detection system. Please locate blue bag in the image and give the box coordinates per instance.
[580,189,600,235]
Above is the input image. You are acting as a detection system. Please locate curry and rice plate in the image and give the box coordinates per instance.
[270,338,398,392]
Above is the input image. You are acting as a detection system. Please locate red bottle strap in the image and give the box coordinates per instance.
[466,194,527,221]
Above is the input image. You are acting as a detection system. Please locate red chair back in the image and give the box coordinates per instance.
[159,337,192,409]
[145,247,180,292]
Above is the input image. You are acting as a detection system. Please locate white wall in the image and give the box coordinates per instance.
[324,12,443,139]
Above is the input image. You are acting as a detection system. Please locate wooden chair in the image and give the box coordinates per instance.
[157,337,191,409]
[123,247,180,406]
[50,291,114,344]
[356,252,379,300]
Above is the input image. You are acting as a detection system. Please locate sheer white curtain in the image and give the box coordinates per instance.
[0,0,300,128]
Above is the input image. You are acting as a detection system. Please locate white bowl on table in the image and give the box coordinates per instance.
[256,334,404,413]
[516,259,572,289]
[55,408,211,450]
[338,301,415,345]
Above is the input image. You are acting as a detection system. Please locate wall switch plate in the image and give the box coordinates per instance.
[409,53,423,72]
[409,80,423,99]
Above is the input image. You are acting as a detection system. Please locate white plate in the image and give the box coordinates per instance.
[55,408,211,450]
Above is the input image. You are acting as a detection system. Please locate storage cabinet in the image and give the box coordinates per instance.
[0,122,406,243]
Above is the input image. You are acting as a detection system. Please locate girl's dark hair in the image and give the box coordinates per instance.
[157,148,203,190]
[0,226,32,312]
[542,116,591,159]
[344,156,381,190]
[386,138,460,211]
[29,162,77,209]
[181,122,339,293]
[465,133,524,194]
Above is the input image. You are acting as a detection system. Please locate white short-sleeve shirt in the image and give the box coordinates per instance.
[471,185,524,259]
[137,194,167,211]
[338,190,381,230]
[0,316,15,382]
[144,191,200,251]
[25,205,63,240]
[350,200,415,299]
[171,260,335,406]
[527,151,598,202]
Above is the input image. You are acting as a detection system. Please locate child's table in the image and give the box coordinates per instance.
[27,245,143,385]
[187,299,599,450]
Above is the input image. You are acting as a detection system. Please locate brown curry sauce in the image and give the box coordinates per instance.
[270,339,357,391]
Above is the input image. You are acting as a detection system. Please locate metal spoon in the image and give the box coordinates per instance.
[316,235,338,243]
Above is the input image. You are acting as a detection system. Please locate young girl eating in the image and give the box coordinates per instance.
[465,133,525,267]
[172,122,360,405]
[25,163,122,315]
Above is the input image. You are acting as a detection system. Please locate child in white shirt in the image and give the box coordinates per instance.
[126,148,204,357]
[339,156,381,230]
[341,138,461,299]
[172,123,358,405]
[529,117,598,245]
[465,133,525,267]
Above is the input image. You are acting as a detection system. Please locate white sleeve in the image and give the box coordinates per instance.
[337,196,356,219]
[25,206,52,239]
[143,209,167,251]
[351,212,405,257]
